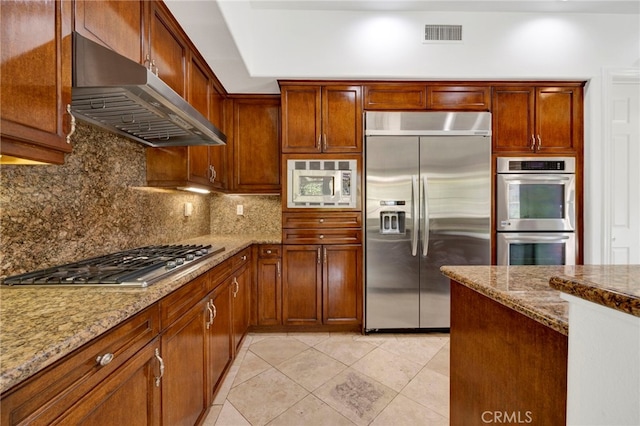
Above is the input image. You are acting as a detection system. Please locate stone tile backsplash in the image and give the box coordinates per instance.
[0,123,281,279]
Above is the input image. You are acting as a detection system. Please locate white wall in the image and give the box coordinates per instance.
[214,4,640,263]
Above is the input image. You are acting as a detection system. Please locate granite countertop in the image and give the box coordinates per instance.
[440,265,572,336]
[549,264,640,317]
[0,234,280,394]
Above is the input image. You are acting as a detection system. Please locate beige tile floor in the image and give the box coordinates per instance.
[203,332,450,426]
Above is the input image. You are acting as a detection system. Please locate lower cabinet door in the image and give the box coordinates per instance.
[282,245,322,325]
[208,280,233,399]
[323,244,362,325]
[161,298,208,426]
[232,263,251,351]
[53,339,162,426]
[257,257,282,325]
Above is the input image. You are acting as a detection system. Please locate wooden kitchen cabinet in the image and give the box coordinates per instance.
[492,85,584,154]
[226,95,281,193]
[232,260,251,352]
[363,84,428,110]
[0,0,73,164]
[363,83,490,111]
[256,245,283,326]
[73,0,146,64]
[206,279,233,398]
[282,244,362,326]
[282,245,323,325]
[426,85,491,111]
[281,83,362,153]
[159,272,210,426]
[50,339,162,426]
[0,306,160,425]
[323,244,362,324]
[147,1,188,97]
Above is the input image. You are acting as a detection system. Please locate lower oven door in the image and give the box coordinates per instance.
[497,232,576,265]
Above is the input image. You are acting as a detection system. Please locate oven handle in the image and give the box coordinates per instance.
[501,234,573,243]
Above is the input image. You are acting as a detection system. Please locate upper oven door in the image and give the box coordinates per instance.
[497,173,576,231]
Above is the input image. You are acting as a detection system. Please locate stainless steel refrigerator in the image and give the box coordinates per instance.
[364,111,491,331]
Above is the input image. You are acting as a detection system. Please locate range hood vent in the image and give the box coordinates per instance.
[424,25,463,43]
[71,32,226,147]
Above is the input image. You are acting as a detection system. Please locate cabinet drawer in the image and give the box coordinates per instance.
[282,229,362,245]
[426,85,491,111]
[160,272,209,329]
[209,259,233,290]
[230,248,251,271]
[1,306,159,425]
[258,245,282,258]
[283,212,362,229]
[363,84,427,110]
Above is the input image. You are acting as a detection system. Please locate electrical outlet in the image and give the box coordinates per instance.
[184,202,193,217]
[236,204,244,215]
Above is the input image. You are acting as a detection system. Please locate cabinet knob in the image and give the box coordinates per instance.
[266,249,272,254]
[319,234,324,239]
[96,353,114,366]
[319,218,324,223]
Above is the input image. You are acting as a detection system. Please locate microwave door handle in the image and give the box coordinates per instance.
[412,175,418,257]
[422,175,429,257]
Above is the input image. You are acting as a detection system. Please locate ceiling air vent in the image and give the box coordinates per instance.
[424,24,463,43]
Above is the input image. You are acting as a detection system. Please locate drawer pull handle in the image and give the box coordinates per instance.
[154,348,165,387]
[96,353,114,366]
[211,302,217,320]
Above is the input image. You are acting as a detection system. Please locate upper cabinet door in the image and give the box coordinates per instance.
[535,86,583,154]
[281,84,361,153]
[492,86,536,153]
[492,85,583,154]
[0,0,73,164]
[74,0,145,64]
[322,85,362,153]
[148,1,187,97]
[230,96,281,193]
[281,85,322,153]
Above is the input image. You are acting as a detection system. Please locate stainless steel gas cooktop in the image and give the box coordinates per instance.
[2,244,225,288]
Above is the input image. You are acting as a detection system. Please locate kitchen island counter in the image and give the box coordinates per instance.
[440,265,571,335]
[441,264,640,425]
[0,234,280,394]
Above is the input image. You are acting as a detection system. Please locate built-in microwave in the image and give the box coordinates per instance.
[287,159,357,208]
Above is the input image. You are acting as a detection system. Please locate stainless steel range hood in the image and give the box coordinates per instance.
[71,32,226,147]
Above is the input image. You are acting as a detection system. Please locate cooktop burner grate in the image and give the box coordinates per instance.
[2,244,225,287]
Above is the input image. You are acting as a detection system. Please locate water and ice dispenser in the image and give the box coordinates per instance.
[378,201,406,235]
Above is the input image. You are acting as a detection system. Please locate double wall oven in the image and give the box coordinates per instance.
[496,157,576,265]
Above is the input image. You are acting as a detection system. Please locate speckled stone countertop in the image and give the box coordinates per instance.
[440,265,571,336]
[0,234,280,394]
[549,264,640,317]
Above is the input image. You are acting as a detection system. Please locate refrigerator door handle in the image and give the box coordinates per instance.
[412,175,419,257]
[422,175,429,257]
